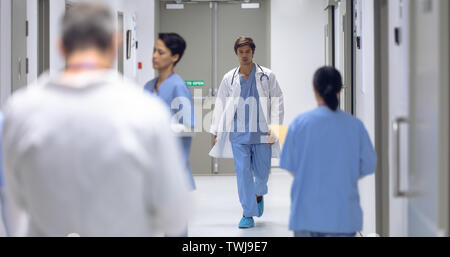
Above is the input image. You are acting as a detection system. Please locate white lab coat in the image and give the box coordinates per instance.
[209,65,284,159]
[1,70,193,237]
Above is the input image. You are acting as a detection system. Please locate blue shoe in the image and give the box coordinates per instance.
[239,217,255,229]
[257,197,264,218]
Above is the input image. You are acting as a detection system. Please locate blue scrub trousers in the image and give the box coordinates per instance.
[180,137,196,190]
[231,144,272,218]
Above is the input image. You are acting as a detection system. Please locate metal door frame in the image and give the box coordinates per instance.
[327,0,354,115]
[38,0,50,76]
[325,0,336,67]
[212,1,219,173]
[437,0,450,236]
[374,0,390,237]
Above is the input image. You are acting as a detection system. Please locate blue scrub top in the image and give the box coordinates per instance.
[144,74,196,190]
[0,112,4,187]
[230,64,267,145]
[144,74,195,128]
[280,107,377,233]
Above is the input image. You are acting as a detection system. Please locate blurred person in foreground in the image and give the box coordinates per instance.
[1,2,192,237]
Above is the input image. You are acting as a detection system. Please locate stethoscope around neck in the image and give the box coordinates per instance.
[231,63,269,86]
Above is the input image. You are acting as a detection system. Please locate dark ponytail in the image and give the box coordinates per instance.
[313,66,343,111]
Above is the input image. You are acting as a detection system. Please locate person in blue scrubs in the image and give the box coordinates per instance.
[144,33,195,191]
[228,38,273,229]
[280,67,377,237]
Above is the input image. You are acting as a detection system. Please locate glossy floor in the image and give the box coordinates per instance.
[189,169,293,237]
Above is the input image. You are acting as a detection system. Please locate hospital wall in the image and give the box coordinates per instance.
[37,0,155,86]
[49,0,155,86]
[271,0,326,126]
[0,0,12,106]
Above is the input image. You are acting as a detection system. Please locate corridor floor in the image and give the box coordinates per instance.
[188,169,294,237]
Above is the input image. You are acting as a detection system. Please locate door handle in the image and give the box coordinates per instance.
[393,117,409,198]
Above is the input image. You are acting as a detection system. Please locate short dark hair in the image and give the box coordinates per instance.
[61,3,114,55]
[313,66,343,111]
[234,37,256,54]
[158,33,187,66]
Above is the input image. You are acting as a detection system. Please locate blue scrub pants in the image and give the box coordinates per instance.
[180,137,196,190]
[231,144,272,218]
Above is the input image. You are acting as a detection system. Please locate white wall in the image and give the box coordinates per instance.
[355,0,376,236]
[271,0,327,126]
[47,0,154,84]
[270,0,326,168]
[0,0,12,107]
[133,0,155,86]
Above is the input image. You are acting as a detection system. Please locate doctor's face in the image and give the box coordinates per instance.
[236,45,254,66]
[152,39,179,71]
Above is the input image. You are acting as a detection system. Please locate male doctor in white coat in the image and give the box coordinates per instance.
[210,37,284,229]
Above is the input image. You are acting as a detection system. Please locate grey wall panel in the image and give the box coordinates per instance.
[11,0,27,93]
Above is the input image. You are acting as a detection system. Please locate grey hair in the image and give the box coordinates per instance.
[61,3,115,54]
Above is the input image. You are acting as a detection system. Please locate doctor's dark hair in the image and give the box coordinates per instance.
[234,37,256,54]
[313,66,343,111]
[61,3,115,55]
[158,33,187,66]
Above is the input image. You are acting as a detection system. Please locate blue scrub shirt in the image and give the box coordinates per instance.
[230,64,267,144]
[280,107,377,233]
[144,74,196,190]
[144,74,195,128]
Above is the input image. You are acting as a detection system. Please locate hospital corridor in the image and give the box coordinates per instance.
[0,0,449,238]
